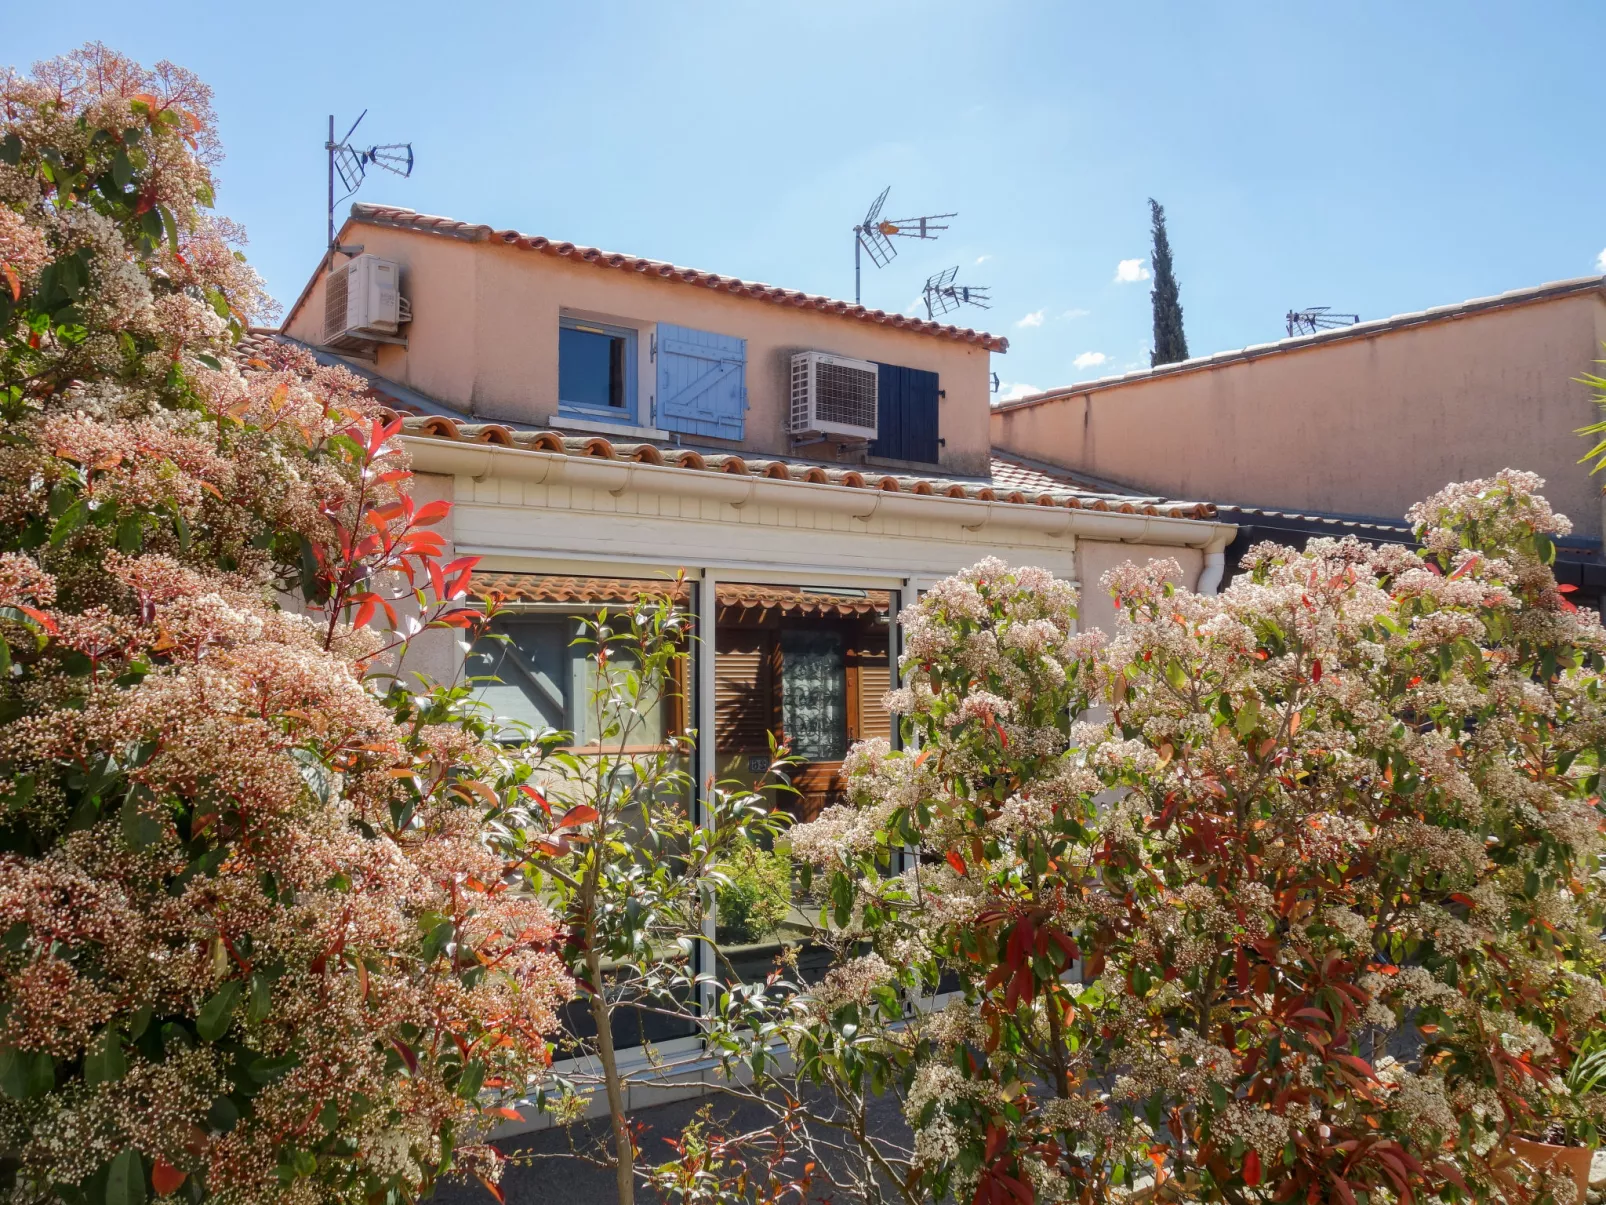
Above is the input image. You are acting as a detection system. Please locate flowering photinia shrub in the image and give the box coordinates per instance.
[0,46,570,1203]
[782,472,1606,1204]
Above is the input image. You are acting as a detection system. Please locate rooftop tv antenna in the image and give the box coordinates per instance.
[852,187,955,305]
[922,266,991,319]
[326,111,414,256]
[1285,306,1360,337]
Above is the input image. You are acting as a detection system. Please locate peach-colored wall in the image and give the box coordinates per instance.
[1075,542,1202,636]
[286,226,997,476]
[990,290,1606,541]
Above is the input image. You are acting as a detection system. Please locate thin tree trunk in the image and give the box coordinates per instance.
[587,946,634,1205]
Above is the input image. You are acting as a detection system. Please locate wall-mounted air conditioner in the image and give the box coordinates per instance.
[789,351,878,441]
[323,254,410,350]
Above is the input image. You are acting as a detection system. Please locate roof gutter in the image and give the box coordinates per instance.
[404,436,1238,552]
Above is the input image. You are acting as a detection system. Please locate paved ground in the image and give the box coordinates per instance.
[433,1088,911,1205]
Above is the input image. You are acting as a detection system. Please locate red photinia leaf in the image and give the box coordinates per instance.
[557,805,599,829]
[519,784,553,815]
[152,1159,187,1194]
[411,499,452,527]
[476,1174,506,1204]
[391,1038,418,1073]
[1311,659,1322,683]
[489,1106,523,1121]
[1242,1149,1261,1186]
[1,262,19,302]
[946,849,968,876]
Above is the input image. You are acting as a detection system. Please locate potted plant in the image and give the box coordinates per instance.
[1508,1034,1606,1200]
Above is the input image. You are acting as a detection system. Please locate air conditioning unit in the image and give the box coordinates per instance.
[323,254,410,349]
[789,351,879,441]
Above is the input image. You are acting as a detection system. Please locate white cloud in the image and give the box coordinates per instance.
[1060,308,1090,320]
[1016,310,1045,328]
[975,254,992,265]
[1597,247,1606,272]
[994,382,1041,403]
[1114,258,1150,283]
[1072,351,1108,371]
[904,297,924,316]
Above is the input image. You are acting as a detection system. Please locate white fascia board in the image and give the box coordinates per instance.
[402,436,1237,551]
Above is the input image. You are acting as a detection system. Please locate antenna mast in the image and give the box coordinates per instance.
[851,187,955,305]
[325,111,414,262]
[1285,306,1360,337]
[922,265,991,320]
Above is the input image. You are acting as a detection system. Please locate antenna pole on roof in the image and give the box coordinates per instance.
[325,114,335,256]
[851,186,955,306]
[325,109,414,265]
[1285,306,1360,336]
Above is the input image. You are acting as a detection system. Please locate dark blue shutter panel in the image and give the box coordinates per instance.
[656,324,747,440]
[871,364,940,464]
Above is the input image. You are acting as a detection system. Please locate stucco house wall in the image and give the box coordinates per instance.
[285,211,999,476]
[991,281,1606,541]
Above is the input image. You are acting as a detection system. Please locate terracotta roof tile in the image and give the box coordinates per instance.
[393,412,1217,520]
[475,575,889,618]
[291,203,1008,352]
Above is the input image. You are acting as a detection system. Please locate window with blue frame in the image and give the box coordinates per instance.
[559,318,637,422]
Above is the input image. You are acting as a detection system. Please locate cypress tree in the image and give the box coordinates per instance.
[1148,198,1189,366]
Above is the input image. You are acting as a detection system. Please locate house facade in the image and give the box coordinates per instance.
[284,203,1003,476]
[263,205,1236,1109]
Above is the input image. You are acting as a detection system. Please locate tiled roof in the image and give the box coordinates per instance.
[234,329,1215,521]
[475,575,889,618]
[995,274,1606,412]
[393,412,1215,520]
[284,203,1007,353]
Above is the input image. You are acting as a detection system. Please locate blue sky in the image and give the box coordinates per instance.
[8,1,1606,400]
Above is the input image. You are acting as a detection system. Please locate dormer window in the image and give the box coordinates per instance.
[559,317,638,422]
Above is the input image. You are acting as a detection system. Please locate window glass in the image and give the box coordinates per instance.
[713,586,895,983]
[780,629,846,760]
[466,575,683,748]
[559,323,630,413]
[466,573,695,1053]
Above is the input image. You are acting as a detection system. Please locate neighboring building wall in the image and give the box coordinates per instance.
[285,225,997,476]
[1075,542,1202,638]
[991,287,1606,541]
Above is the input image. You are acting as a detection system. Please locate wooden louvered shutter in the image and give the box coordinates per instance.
[715,630,772,754]
[856,660,892,742]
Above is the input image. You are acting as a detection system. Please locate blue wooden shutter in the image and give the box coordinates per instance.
[656,324,747,440]
[871,363,940,464]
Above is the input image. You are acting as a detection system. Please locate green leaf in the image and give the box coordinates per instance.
[119,793,162,851]
[196,980,243,1042]
[0,635,11,676]
[115,515,142,555]
[0,1047,53,1099]
[158,205,180,254]
[456,1059,486,1099]
[0,133,20,165]
[104,1148,145,1205]
[195,353,222,371]
[207,1095,240,1133]
[49,499,87,546]
[84,1031,127,1086]
[110,149,133,191]
[247,971,272,1023]
[248,1052,300,1083]
[421,919,455,964]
